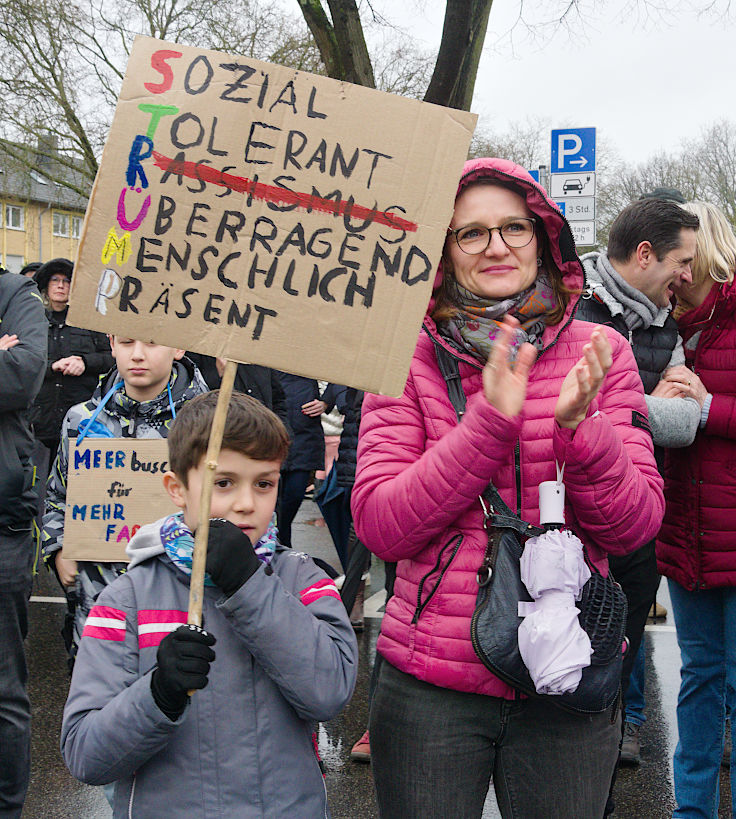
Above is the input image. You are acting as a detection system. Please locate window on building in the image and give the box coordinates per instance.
[5,205,24,231]
[53,212,69,237]
[71,215,82,239]
[4,254,24,274]
[30,170,48,185]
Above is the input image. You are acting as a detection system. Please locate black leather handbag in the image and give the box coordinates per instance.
[435,342,627,715]
[470,484,627,714]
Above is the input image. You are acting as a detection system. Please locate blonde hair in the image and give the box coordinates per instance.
[683,201,736,286]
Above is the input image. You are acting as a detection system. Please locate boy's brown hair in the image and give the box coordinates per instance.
[168,391,290,485]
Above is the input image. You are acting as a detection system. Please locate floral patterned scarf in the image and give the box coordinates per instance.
[160,513,279,584]
[443,274,556,363]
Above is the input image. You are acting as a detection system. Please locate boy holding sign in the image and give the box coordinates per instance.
[42,337,208,663]
[61,390,357,817]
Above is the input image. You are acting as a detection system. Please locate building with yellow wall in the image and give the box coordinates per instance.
[0,141,89,273]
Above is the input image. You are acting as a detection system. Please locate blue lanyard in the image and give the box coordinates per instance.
[76,380,125,444]
[76,379,177,444]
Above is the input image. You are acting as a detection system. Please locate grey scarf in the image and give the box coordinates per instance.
[581,251,663,331]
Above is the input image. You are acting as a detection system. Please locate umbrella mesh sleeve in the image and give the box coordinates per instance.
[578,573,627,665]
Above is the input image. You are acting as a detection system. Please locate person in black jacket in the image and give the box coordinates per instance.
[185,353,288,431]
[331,386,366,593]
[576,196,701,811]
[278,374,339,548]
[578,200,701,703]
[31,259,113,465]
[336,386,397,762]
[0,268,46,818]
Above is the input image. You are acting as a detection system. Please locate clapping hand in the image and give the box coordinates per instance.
[482,316,537,418]
[554,326,612,430]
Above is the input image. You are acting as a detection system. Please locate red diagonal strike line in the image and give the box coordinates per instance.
[151,151,418,233]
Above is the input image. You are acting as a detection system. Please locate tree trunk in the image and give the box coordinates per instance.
[295,0,491,104]
[325,0,375,87]
[423,0,493,111]
[295,0,344,79]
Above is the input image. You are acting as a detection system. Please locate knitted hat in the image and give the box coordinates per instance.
[638,187,686,204]
[34,258,73,292]
[19,261,42,278]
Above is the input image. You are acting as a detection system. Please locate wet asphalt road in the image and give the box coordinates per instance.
[22,500,733,818]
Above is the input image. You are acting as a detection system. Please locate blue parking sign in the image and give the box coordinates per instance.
[551,128,596,173]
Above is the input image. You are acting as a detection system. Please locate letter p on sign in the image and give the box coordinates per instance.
[558,134,582,165]
[550,127,596,173]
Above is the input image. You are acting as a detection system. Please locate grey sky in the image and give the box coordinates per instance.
[389,1,733,165]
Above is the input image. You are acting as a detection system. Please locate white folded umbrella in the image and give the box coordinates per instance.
[517,528,593,695]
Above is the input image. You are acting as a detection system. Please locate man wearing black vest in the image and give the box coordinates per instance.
[577,197,700,774]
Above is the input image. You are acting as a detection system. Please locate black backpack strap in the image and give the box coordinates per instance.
[434,342,466,421]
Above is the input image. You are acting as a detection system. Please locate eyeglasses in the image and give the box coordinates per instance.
[49,275,70,286]
[447,218,536,254]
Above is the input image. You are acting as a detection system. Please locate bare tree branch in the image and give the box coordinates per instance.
[595,123,736,246]
[0,0,322,194]
[469,117,549,167]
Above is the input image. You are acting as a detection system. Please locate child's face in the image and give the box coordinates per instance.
[109,338,185,402]
[165,449,281,544]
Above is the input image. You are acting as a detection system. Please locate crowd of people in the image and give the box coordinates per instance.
[0,156,733,818]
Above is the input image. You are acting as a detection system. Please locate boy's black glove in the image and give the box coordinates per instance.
[151,625,216,720]
[205,519,261,596]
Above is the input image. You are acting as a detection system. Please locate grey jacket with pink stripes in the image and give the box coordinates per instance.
[61,518,358,818]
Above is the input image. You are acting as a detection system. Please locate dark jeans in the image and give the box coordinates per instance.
[609,539,660,700]
[340,521,371,613]
[0,527,33,818]
[370,659,620,819]
[278,469,311,548]
[604,540,660,816]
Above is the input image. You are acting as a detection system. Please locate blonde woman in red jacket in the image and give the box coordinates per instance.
[656,200,736,818]
[352,158,664,818]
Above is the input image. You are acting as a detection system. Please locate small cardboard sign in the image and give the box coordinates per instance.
[67,36,476,397]
[62,439,175,562]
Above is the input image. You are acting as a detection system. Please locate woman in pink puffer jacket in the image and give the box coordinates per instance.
[351,157,664,818]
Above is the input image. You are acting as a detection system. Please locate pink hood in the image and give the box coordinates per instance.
[431,157,584,309]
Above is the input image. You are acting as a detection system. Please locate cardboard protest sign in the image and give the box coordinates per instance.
[68,36,476,396]
[62,439,176,562]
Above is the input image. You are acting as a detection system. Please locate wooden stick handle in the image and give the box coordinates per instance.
[187,359,238,627]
